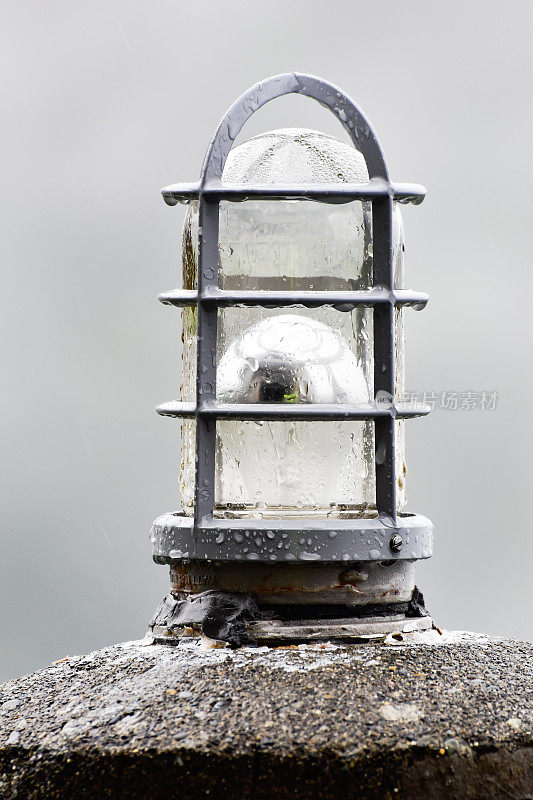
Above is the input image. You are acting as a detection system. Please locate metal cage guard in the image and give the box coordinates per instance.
[151,72,433,566]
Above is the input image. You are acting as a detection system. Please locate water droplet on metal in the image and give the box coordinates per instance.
[299,551,321,561]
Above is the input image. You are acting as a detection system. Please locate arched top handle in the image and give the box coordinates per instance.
[201,72,389,184]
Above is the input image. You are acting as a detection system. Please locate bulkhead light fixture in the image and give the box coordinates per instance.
[149,73,433,644]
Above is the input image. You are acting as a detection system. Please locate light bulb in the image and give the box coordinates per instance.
[215,314,371,513]
[180,129,406,518]
[217,315,368,405]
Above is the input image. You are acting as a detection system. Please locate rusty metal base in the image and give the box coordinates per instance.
[151,612,432,645]
[149,586,432,646]
[167,559,417,606]
[247,613,433,642]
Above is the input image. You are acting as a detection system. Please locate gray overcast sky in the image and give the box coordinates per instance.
[1,0,532,681]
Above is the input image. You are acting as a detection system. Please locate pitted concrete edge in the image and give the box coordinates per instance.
[0,631,531,799]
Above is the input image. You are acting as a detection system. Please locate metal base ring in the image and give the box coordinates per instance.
[151,511,433,564]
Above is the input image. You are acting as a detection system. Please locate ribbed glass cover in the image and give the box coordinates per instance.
[180,129,406,518]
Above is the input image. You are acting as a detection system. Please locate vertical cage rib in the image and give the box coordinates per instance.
[193,197,219,528]
[372,197,397,521]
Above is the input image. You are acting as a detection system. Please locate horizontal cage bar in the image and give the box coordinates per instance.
[156,401,430,421]
[161,178,426,206]
[158,287,428,310]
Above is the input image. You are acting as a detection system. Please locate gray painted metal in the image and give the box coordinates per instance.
[154,72,432,566]
[151,512,433,563]
[161,178,426,205]
[156,400,430,421]
[158,288,429,309]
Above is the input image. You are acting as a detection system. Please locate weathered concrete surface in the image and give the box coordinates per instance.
[0,631,531,799]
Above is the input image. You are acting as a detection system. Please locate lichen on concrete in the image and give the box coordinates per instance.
[0,631,531,799]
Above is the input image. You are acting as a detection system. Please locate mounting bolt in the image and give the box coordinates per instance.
[389,535,403,553]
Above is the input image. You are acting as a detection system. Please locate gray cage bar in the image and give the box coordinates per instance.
[158,288,429,310]
[161,178,426,205]
[155,72,432,561]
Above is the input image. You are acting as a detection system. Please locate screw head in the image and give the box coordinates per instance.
[389,535,403,553]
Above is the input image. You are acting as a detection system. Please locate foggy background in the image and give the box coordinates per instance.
[1,0,532,681]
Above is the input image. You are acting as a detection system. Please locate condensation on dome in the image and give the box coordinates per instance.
[222,128,369,186]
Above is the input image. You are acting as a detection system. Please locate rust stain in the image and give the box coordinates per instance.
[171,566,382,598]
